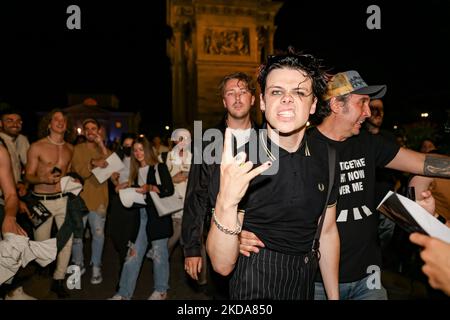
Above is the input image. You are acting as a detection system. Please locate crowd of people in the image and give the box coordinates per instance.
[1,48,450,300]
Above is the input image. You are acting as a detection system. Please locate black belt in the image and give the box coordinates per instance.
[31,192,69,201]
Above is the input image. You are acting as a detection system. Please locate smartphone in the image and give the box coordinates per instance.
[51,167,62,175]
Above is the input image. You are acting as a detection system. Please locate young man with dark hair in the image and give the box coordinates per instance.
[241,70,450,300]
[207,50,340,300]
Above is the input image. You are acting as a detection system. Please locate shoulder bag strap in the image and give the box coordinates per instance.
[153,163,162,185]
[312,143,336,251]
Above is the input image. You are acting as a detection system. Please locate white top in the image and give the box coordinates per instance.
[165,149,192,219]
[138,165,149,186]
[229,128,251,149]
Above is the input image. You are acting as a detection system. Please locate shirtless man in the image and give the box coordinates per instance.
[0,143,30,300]
[0,144,25,236]
[25,109,74,298]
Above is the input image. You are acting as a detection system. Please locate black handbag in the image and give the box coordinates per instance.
[301,144,336,300]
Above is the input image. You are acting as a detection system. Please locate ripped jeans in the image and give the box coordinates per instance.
[117,208,170,299]
[72,211,105,268]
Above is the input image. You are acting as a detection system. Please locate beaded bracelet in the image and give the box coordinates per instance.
[212,208,242,235]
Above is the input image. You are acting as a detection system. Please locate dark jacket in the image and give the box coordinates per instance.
[181,116,259,257]
[57,194,89,252]
[144,163,174,242]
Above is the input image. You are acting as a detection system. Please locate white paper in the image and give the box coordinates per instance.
[118,188,146,208]
[91,153,125,184]
[60,176,83,196]
[378,191,450,244]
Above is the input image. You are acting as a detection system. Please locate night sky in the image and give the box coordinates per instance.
[0,1,449,137]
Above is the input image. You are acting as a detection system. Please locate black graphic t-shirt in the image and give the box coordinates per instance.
[309,127,400,282]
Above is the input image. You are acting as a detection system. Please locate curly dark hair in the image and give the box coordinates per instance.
[258,47,330,101]
[0,102,22,119]
[37,108,75,142]
[218,72,256,98]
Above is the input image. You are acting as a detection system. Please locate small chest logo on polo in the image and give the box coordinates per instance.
[318,183,325,192]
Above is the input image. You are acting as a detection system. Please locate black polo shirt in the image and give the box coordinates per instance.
[209,130,339,256]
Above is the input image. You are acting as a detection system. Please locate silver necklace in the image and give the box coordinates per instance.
[47,135,65,146]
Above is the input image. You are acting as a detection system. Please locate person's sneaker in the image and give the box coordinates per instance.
[108,294,129,300]
[90,266,103,285]
[5,287,37,300]
[51,280,70,299]
[147,291,167,300]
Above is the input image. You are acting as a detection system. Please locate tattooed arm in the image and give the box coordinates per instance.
[386,148,450,178]
[423,154,450,177]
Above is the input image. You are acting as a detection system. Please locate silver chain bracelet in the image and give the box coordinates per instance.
[212,208,242,235]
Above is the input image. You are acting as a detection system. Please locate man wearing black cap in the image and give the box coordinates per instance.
[240,70,450,299]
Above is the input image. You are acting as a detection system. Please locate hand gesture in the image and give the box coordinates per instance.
[217,129,271,208]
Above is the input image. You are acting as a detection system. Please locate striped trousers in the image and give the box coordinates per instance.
[230,247,318,300]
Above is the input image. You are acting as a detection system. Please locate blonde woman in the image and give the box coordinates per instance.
[111,136,174,300]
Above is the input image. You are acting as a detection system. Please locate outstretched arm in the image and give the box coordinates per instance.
[387,148,450,178]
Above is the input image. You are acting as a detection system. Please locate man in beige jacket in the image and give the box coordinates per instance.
[71,118,111,285]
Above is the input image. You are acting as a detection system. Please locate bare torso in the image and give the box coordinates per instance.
[29,138,74,193]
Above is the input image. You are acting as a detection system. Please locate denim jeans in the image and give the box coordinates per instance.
[314,274,388,300]
[72,211,106,268]
[117,208,148,299]
[117,208,170,298]
[149,237,170,293]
